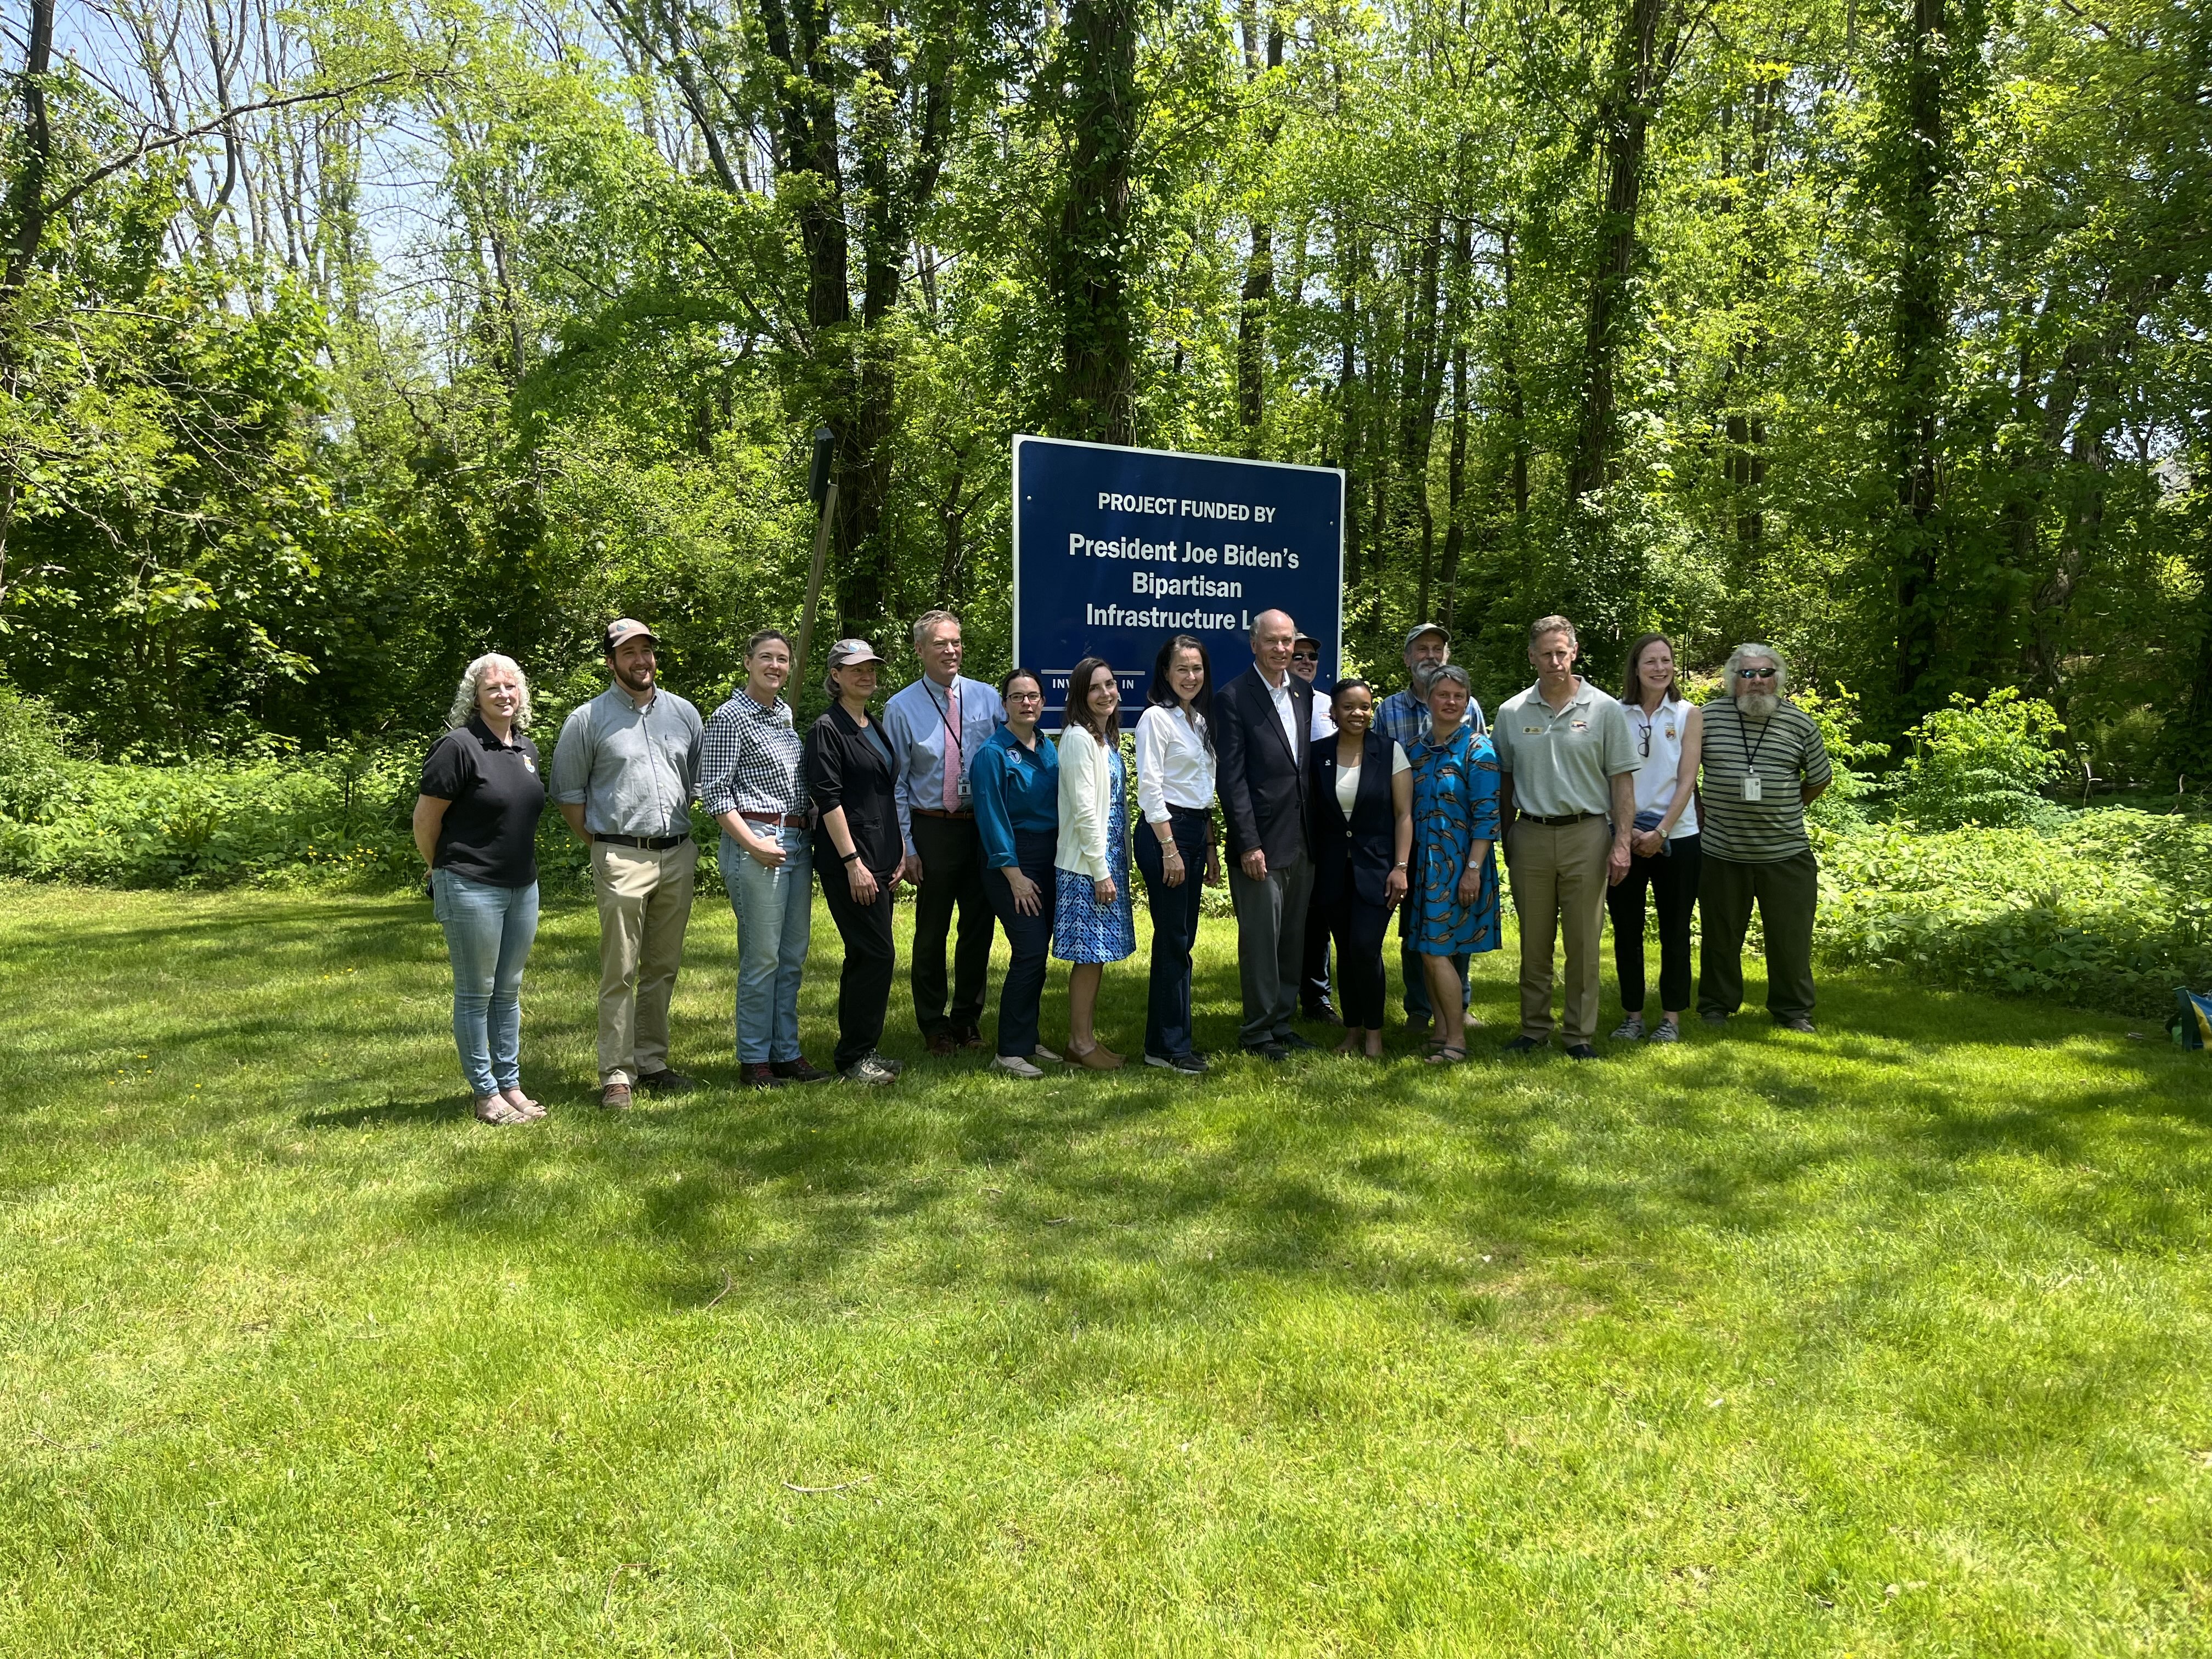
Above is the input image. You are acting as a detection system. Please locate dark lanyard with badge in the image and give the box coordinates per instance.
[924,680,973,808]
[1737,713,1775,803]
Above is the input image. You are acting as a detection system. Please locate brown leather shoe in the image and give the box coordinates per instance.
[956,1026,988,1051]
[1070,1042,1125,1071]
[926,1032,958,1058]
[599,1082,634,1110]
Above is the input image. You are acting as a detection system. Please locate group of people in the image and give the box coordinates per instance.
[410,608,1832,1124]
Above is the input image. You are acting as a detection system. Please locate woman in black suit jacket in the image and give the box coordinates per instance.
[1308,680,1413,1058]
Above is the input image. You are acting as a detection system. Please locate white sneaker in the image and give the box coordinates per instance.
[1032,1044,1063,1063]
[990,1053,1045,1080]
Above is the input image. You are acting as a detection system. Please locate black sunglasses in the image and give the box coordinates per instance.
[1736,667,1778,680]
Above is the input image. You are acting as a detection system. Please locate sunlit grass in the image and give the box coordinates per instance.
[3,881,2210,1655]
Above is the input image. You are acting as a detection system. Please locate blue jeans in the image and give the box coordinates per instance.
[719,828,813,1063]
[432,869,539,1097]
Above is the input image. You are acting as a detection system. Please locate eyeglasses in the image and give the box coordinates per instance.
[1007,689,1043,703]
[1291,652,1319,663]
[1736,667,1778,680]
[1637,721,1651,757]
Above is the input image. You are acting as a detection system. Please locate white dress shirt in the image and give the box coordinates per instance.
[1135,704,1216,823]
[1263,670,1299,757]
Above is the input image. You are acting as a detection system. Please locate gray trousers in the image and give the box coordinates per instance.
[1229,851,1313,1046]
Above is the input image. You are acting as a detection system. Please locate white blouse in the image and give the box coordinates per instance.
[1135,703,1216,823]
[1627,696,1700,837]
[1334,741,1411,815]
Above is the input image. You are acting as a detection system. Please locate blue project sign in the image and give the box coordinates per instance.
[1012,435,1345,727]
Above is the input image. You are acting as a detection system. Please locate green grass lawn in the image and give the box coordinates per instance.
[4,881,2211,1655]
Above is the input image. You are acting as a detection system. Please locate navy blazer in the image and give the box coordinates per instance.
[1215,667,1314,868]
[1310,729,1398,909]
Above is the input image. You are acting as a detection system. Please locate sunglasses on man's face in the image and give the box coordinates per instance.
[1736,667,1778,680]
[1291,651,1319,663]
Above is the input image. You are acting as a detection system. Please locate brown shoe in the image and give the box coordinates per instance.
[740,1063,788,1090]
[926,1032,958,1058]
[956,1026,988,1051]
[599,1082,634,1110]
[1070,1042,1125,1071]
[501,1087,545,1120]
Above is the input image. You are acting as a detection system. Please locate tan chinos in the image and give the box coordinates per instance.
[1504,814,1610,1045]
[591,838,698,1085]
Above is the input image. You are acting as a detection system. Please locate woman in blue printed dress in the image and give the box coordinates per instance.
[1408,663,1500,1064]
[1053,656,1137,1068]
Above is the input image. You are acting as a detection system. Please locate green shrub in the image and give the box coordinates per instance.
[1816,809,2212,1014]
[0,683,83,820]
[1893,688,2069,830]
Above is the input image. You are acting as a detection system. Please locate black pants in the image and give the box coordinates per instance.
[1316,878,1390,1030]
[820,864,897,1071]
[909,813,996,1040]
[1606,832,1702,1015]
[1699,849,1819,1019]
[1135,807,1210,1059]
[1301,889,1334,1015]
[985,828,1057,1060]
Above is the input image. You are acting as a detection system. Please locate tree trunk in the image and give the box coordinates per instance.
[1887,0,1952,713]
[1569,0,1668,503]
[1051,0,1140,445]
[1235,12,1282,451]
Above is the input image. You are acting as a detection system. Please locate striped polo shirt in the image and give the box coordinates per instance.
[1697,701,1832,862]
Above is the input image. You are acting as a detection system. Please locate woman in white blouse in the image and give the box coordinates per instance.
[1307,679,1412,1058]
[1134,635,1221,1073]
[1054,657,1138,1068]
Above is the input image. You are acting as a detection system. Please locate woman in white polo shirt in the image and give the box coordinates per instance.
[1606,633,1703,1043]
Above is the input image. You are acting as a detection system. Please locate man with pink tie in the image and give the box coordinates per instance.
[885,610,1006,1056]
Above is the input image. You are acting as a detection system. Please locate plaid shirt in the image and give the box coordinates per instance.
[701,688,809,818]
[1376,686,1486,753]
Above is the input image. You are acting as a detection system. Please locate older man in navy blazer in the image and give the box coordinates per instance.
[1216,608,1319,1059]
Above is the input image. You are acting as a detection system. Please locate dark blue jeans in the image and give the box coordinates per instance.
[985,828,1058,1059]
[1136,806,1210,1059]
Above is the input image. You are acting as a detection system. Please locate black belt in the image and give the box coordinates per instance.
[911,808,975,821]
[1520,811,1602,827]
[594,832,691,850]
[1166,803,1211,819]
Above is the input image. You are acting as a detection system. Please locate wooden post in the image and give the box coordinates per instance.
[795,476,839,696]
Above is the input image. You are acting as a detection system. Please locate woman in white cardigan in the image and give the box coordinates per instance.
[1053,657,1137,1069]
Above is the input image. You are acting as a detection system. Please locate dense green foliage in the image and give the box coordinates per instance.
[2,0,2208,779]
[7,887,2211,1652]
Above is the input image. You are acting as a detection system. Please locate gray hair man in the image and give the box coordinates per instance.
[1215,607,1321,1057]
[882,608,1006,1053]
[550,618,706,1109]
[1694,643,1832,1032]
[1491,615,1641,1059]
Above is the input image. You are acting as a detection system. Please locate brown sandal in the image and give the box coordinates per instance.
[475,1094,528,1125]
[502,1087,546,1120]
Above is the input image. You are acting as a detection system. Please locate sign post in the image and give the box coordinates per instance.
[1012,436,1345,727]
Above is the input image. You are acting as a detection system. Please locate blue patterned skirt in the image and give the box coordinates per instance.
[1052,782,1137,964]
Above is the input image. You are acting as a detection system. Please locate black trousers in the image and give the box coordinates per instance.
[1135,807,1210,1059]
[1606,832,1702,1015]
[1301,888,1334,1015]
[909,813,996,1040]
[1698,849,1819,1019]
[820,864,897,1071]
[1316,877,1390,1030]
[985,828,1057,1060]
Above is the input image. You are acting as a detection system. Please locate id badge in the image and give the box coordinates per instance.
[956,768,973,807]
[1740,772,1764,803]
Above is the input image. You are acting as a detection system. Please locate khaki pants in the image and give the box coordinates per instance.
[1504,815,1610,1045]
[591,838,698,1085]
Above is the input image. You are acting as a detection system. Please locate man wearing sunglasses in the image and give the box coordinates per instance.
[1695,644,1832,1033]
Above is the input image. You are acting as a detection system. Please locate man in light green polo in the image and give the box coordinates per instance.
[1491,615,1640,1059]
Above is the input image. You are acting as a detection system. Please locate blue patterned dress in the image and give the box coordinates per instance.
[1410,725,1502,955]
[1053,748,1137,964]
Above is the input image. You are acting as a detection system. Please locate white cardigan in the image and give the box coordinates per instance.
[1055,723,1119,879]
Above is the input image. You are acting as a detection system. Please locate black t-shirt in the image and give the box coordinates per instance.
[420,718,547,887]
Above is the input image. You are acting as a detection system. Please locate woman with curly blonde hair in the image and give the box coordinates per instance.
[413,653,549,1125]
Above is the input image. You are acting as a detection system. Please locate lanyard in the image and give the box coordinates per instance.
[1737,709,1774,777]
[924,679,964,764]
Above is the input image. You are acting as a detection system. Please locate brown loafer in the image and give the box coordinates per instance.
[1070,1042,1125,1071]
[599,1082,634,1111]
